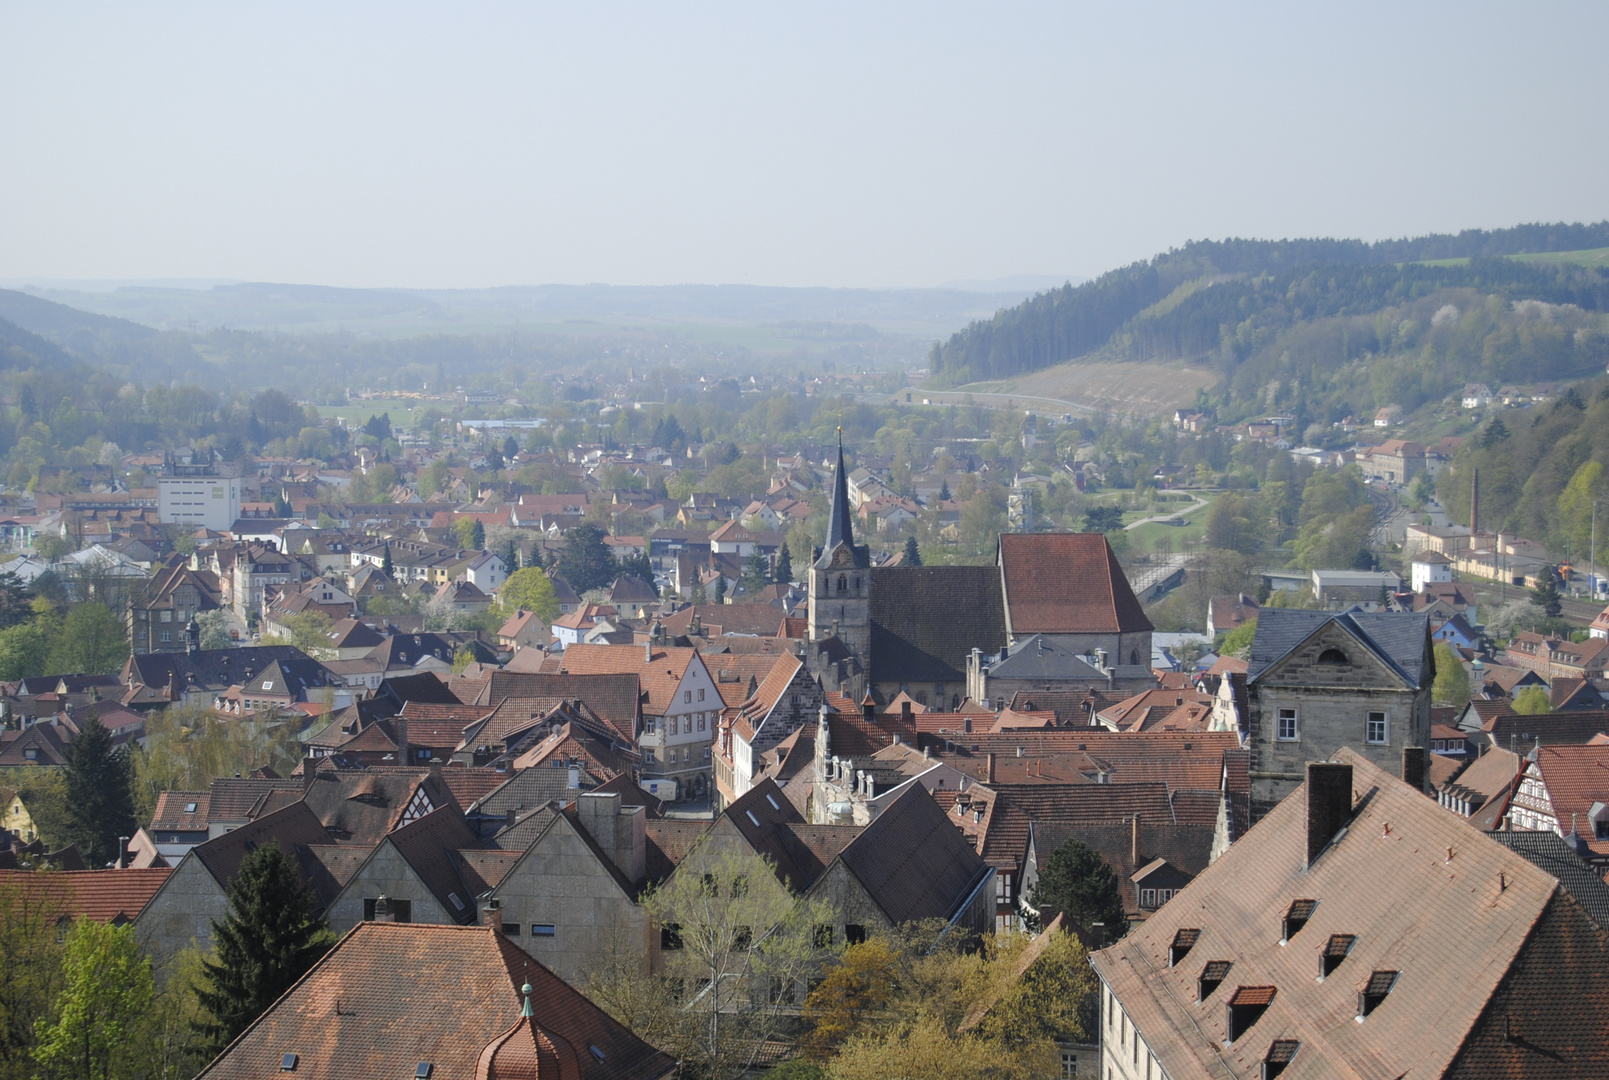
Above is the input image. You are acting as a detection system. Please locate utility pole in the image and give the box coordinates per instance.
[1592,500,1599,601]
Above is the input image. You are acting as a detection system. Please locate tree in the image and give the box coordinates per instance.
[803,938,900,1057]
[45,602,128,676]
[1532,569,1564,620]
[939,480,951,502]
[1025,838,1126,940]
[1513,685,1553,715]
[498,568,560,622]
[0,878,66,1077]
[131,700,303,820]
[194,842,333,1055]
[713,575,728,604]
[556,524,617,593]
[902,536,922,567]
[740,550,770,596]
[499,537,520,574]
[1217,617,1257,659]
[195,610,233,651]
[1082,506,1124,533]
[61,713,137,867]
[453,517,478,550]
[0,622,49,681]
[825,1016,1053,1080]
[1431,642,1470,708]
[380,543,394,579]
[774,544,794,584]
[31,920,153,1080]
[641,845,835,1080]
[0,572,29,630]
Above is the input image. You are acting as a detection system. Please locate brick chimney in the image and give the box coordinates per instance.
[482,898,503,933]
[1402,746,1427,793]
[1131,814,1140,869]
[986,752,996,784]
[395,718,409,765]
[1306,762,1354,869]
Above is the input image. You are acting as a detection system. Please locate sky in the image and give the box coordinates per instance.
[2,2,1606,290]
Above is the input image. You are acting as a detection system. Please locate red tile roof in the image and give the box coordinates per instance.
[0,868,172,923]
[998,532,1151,634]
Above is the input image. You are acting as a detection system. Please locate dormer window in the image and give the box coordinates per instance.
[1282,899,1316,942]
[1321,934,1356,978]
[1198,960,1231,1002]
[1141,919,1189,966]
[1318,648,1349,665]
[1225,986,1275,1044]
[1262,1040,1300,1079]
[1357,970,1398,1019]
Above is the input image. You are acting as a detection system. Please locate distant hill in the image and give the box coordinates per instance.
[928,222,1609,424]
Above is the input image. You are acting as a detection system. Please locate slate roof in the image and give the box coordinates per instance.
[1246,609,1432,686]
[868,565,1007,684]
[835,782,991,925]
[189,802,344,907]
[376,672,463,707]
[469,671,643,736]
[124,646,339,697]
[1485,830,1609,932]
[1477,709,1609,752]
[1089,750,1609,1080]
[0,868,172,923]
[194,923,676,1080]
[983,634,1107,681]
[299,768,456,845]
[381,805,484,923]
[998,532,1151,635]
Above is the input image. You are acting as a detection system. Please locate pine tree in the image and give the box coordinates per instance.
[61,712,137,867]
[773,544,793,584]
[713,576,727,604]
[902,536,922,567]
[939,480,951,502]
[500,538,519,573]
[194,843,333,1054]
[380,542,394,579]
[1533,569,1563,620]
[470,519,486,550]
[1027,838,1127,940]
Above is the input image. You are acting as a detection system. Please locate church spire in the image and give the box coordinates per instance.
[818,428,859,566]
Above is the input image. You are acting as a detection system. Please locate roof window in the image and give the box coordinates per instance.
[1197,960,1231,1002]
[280,1053,298,1071]
[415,1064,433,1079]
[1262,1040,1300,1079]
[448,893,465,911]
[746,810,761,827]
[1318,648,1349,665]
[1357,970,1398,1019]
[1282,899,1317,942]
[184,802,198,814]
[1225,986,1275,1044]
[765,794,780,811]
[589,1045,606,1063]
[1169,928,1199,967]
[1321,934,1356,978]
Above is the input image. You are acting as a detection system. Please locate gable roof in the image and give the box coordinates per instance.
[379,805,483,923]
[1246,609,1431,687]
[558,645,701,717]
[190,802,342,907]
[194,923,676,1080]
[834,783,991,925]
[998,532,1151,635]
[868,566,1007,684]
[0,868,172,924]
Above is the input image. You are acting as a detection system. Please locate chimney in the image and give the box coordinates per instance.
[117,835,130,869]
[395,718,409,765]
[482,897,503,933]
[1402,746,1427,793]
[1306,762,1354,869]
[986,752,996,784]
[567,764,581,790]
[577,792,647,886]
[1130,814,1140,869]
[900,701,912,725]
[644,640,654,663]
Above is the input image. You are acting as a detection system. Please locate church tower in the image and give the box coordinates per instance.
[809,433,871,663]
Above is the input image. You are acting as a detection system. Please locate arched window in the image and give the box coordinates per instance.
[852,576,860,592]
[837,574,847,594]
[1130,650,1139,666]
[1318,648,1349,665]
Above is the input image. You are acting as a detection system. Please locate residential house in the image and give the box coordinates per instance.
[1206,593,1258,638]
[711,653,823,809]
[1090,752,1609,1080]
[1243,610,1432,814]
[496,609,551,652]
[128,560,223,655]
[1505,632,1609,681]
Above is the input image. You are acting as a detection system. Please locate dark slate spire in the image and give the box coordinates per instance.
[817,429,860,568]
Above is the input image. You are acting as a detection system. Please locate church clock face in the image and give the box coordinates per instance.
[831,547,855,568]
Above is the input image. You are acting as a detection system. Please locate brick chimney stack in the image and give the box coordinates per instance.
[1306,762,1354,869]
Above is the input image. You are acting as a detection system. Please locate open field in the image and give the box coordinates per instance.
[919,357,1217,419]
[1417,247,1609,270]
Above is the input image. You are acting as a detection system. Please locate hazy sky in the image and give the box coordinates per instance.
[2,2,1605,290]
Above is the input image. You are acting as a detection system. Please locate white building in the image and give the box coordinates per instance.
[157,452,240,532]
[1410,551,1453,593]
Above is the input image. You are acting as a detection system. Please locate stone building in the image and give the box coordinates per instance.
[1244,610,1433,814]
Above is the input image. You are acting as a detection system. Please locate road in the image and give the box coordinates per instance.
[1126,495,1210,530]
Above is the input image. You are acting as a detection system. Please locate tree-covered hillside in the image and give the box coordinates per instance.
[929,223,1609,426]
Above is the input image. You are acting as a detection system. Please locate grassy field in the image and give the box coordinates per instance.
[1416,247,1609,270]
[315,403,441,429]
[923,356,1217,419]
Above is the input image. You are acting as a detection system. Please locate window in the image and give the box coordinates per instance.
[502,923,522,936]
[1141,888,1157,908]
[698,687,705,701]
[697,714,706,731]
[1061,1051,1077,1079]
[1357,970,1397,1018]
[645,750,656,763]
[531,924,555,937]
[684,691,693,704]
[24,748,37,761]
[281,1053,299,1071]
[160,630,172,643]
[1318,648,1349,665]
[160,609,172,623]
[813,924,834,947]
[845,924,867,945]
[837,574,847,593]
[661,924,683,949]
[669,717,678,736]
[1366,712,1388,744]
[1277,708,1298,741]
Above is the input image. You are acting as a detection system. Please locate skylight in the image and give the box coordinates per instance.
[449,893,465,911]
[765,794,780,810]
[589,1045,606,1062]
[184,802,198,814]
[746,810,761,827]
[415,1064,433,1079]
[280,1053,298,1071]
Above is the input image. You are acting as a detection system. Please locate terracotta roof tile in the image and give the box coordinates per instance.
[998,532,1151,634]
[0,868,171,924]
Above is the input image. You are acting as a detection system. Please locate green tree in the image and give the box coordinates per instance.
[1558,461,1605,571]
[0,623,49,681]
[1082,506,1125,533]
[1026,838,1127,940]
[902,536,922,567]
[61,713,137,867]
[498,568,560,622]
[1205,492,1260,555]
[194,842,334,1055]
[1431,642,1470,708]
[1217,617,1257,659]
[46,602,128,676]
[740,550,770,596]
[0,572,30,630]
[774,544,794,584]
[31,920,152,1080]
[454,517,478,550]
[1513,685,1553,715]
[195,610,233,651]
[713,575,728,604]
[0,877,66,1077]
[380,543,394,578]
[1532,569,1564,620]
[557,524,618,592]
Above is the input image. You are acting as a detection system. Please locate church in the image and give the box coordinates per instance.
[806,440,1155,708]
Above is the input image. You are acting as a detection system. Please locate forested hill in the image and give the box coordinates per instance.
[928,222,1609,421]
